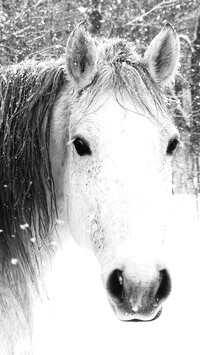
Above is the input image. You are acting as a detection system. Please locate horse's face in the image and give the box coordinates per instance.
[52,24,180,321]
[65,93,178,321]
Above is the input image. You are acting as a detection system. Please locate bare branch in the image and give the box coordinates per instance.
[126,0,178,26]
[14,26,33,36]
[179,34,192,52]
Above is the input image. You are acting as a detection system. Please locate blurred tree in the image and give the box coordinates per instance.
[88,0,102,35]
[190,15,200,192]
[191,16,200,152]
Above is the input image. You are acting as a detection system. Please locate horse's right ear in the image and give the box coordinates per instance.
[144,23,180,87]
[66,23,97,88]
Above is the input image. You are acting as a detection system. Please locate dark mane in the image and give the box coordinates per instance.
[0,59,66,317]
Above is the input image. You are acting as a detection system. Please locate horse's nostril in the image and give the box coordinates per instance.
[106,268,171,316]
[156,269,171,303]
[107,269,124,302]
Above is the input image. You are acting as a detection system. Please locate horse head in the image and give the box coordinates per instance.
[51,23,180,322]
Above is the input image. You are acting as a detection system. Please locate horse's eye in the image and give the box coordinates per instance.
[166,137,179,155]
[73,138,91,156]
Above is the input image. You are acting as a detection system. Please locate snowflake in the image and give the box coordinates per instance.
[77,7,86,14]
[20,223,29,230]
[56,219,65,226]
[11,258,18,265]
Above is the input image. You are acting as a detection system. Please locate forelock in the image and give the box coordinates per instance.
[72,38,171,125]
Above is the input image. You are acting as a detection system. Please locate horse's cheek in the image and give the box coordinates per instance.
[64,159,95,248]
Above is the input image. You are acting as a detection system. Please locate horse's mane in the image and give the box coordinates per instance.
[0,59,66,321]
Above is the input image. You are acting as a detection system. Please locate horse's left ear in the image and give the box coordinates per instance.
[144,23,180,87]
[66,23,97,88]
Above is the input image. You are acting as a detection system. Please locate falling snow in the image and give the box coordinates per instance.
[20,223,29,230]
[77,6,87,14]
[11,258,18,265]
[49,241,57,246]
[55,219,65,226]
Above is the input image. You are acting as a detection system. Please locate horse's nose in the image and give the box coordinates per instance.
[106,268,171,320]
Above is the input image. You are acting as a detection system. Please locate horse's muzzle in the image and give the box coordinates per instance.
[105,268,171,321]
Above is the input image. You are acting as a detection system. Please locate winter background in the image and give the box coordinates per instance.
[1,1,200,354]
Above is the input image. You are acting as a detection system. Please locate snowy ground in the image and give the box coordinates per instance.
[33,195,200,355]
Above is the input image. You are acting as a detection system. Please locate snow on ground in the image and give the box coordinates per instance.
[33,195,200,355]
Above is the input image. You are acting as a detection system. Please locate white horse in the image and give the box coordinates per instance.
[0,22,180,353]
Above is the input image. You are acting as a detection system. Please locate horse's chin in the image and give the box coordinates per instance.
[125,308,162,322]
[109,300,162,322]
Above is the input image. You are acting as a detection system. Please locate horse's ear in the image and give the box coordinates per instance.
[144,23,180,87]
[66,23,97,88]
